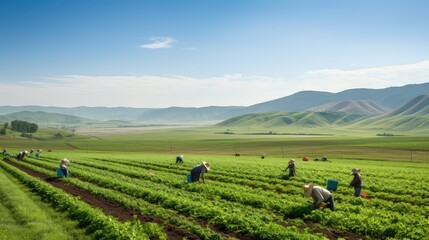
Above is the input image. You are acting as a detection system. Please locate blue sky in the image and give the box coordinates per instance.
[1,0,429,107]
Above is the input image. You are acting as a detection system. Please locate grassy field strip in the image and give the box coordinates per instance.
[0,167,91,240]
[0,160,167,240]
[21,157,429,239]
[11,158,326,240]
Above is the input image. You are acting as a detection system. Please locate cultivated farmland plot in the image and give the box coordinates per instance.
[1,151,429,240]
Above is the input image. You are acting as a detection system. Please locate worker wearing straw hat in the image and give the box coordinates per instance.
[190,161,210,183]
[285,159,296,176]
[16,150,28,161]
[304,183,335,211]
[350,168,362,197]
[59,158,70,177]
[176,155,184,163]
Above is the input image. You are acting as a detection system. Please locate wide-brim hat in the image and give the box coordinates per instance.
[63,158,70,163]
[289,159,295,164]
[24,150,28,154]
[350,168,360,175]
[303,183,314,197]
[202,161,210,171]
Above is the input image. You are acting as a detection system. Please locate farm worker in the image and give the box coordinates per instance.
[190,161,210,183]
[59,158,70,177]
[302,156,309,161]
[350,168,362,197]
[35,149,42,158]
[285,159,296,176]
[303,183,335,211]
[261,154,266,159]
[321,156,328,161]
[176,155,184,163]
[2,149,6,155]
[16,150,28,161]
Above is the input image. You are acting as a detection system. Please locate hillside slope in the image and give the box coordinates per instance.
[236,83,429,115]
[349,95,429,132]
[0,111,100,126]
[309,100,390,115]
[216,111,365,128]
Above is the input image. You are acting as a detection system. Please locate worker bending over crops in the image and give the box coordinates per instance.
[16,150,28,161]
[304,183,335,211]
[59,158,70,177]
[190,161,210,183]
[176,155,184,163]
[285,159,296,176]
[350,168,362,197]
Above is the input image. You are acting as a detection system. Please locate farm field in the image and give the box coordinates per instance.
[2,126,429,162]
[1,149,429,239]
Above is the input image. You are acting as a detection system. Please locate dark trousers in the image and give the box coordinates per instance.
[61,168,68,177]
[324,195,335,211]
[190,169,200,182]
[354,187,361,197]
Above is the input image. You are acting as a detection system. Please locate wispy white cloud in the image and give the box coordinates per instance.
[300,60,429,92]
[139,37,176,49]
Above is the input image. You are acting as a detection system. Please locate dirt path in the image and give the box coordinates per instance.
[4,159,200,240]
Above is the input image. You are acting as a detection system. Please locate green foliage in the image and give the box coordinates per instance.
[0,161,165,240]
[8,150,429,240]
[11,120,38,133]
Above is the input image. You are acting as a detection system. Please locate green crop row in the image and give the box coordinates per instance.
[0,160,166,240]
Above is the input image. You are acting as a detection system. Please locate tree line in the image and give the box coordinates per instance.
[0,120,38,135]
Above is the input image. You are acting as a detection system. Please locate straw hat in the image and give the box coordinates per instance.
[202,161,210,171]
[303,183,314,197]
[351,168,360,175]
[289,159,295,164]
[63,158,70,163]
[24,150,28,154]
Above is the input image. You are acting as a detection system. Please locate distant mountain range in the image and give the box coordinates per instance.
[1,83,429,130]
[217,94,429,133]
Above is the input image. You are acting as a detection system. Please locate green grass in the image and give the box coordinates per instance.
[0,167,91,240]
[2,125,429,162]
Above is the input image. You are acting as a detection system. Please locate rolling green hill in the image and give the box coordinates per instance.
[233,82,429,115]
[216,111,365,128]
[348,95,429,133]
[216,95,429,134]
[0,111,100,127]
[309,100,390,115]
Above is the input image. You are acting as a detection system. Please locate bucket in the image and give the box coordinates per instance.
[57,168,68,178]
[186,174,192,183]
[327,179,339,191]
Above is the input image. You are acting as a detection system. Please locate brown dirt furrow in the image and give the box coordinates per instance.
[288,220,367,240]
[4,159,200,240]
